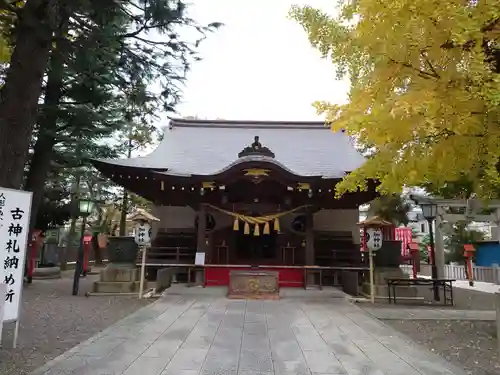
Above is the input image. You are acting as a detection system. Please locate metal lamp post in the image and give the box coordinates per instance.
[418,200,440,301]
[72,199,95,296]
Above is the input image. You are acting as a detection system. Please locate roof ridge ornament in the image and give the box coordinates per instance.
[238,136,275,158]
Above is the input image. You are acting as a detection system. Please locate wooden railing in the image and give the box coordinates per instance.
[138,246,196,265]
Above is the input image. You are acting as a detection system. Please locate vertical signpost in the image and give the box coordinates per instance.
[0,187,33,348]
[365,227,383,304]
[134,221,151,299]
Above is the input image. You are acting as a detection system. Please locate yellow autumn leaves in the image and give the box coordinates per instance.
[290,0,500,198]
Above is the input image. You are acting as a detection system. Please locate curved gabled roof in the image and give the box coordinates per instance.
[92,118,366,178]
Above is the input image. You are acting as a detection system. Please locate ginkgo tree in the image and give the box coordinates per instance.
[290,1,500,198]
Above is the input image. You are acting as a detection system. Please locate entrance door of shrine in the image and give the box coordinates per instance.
[234,223,278,264]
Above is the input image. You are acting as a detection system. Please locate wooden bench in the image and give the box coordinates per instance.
[386,278,455,305]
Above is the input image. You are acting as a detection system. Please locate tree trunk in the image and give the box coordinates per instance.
[119,138,133,236]
[119,190,128,236]
[24,136,56,230]
[24,23,66,234]
[0,0,63,188]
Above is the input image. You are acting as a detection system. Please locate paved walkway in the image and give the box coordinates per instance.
[362,307,496,321]
[32,294,467,375]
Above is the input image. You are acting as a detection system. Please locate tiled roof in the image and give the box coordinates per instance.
[95,118,366,178]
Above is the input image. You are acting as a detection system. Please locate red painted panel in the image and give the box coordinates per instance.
[204,266,304,288]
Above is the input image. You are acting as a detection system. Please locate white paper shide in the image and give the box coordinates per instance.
[0,188,32,322]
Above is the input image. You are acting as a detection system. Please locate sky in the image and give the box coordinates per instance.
[168,0,350,122]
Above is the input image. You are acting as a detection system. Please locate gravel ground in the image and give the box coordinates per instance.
[0,269,151,375]
[385,320,498,375]
[375,287,499,375]
[368,285,498,310]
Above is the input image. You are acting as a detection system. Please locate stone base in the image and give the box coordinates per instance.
[99,264,139,282]
[362,282,418,299]
[361,268,417,300]
[93,281,144,293]
[32,266,61,280]
[228,270,279,300]
[373,267,408,285]
[228,293,280,300]
[92,264,142,294]
[156,268,173,293]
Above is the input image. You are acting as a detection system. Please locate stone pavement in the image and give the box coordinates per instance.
[362,307,496,321]
[31,293,468,375]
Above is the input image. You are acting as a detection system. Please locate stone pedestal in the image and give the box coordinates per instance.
[93,264,143,293]
[496,293,500,356]
[228,270,279,300]
[341,271,359,296]
[362,267,418,299]
[194,269,204,286]
[32,266,61,279]
[156,268,174,293]
[107,236,139,266]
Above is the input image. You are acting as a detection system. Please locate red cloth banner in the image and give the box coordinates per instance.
[395,227,413,256]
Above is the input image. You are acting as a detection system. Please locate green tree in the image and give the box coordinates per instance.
[24,1,219,234]
[367,195,412,226]
[0,0,220,191]
[0,0,74,188]
[444,222,485,264]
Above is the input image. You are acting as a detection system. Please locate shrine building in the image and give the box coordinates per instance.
[91,118,378,287]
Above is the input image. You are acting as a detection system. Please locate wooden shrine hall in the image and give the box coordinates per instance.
[92,118,378,288]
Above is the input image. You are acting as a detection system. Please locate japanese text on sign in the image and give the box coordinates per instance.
[0,188,32,322]
[134,222,151,246]
[0,193,5,228]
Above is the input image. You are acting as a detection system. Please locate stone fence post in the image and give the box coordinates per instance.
[493,264,500,285]
[496,293,500,356]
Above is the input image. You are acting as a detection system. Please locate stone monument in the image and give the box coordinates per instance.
[359,217,417,300]
[92,210,159,294]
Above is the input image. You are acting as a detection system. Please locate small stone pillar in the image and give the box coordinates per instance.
[305,209,315,286]
[493,264,500,285]
[435,212,446,279]
[194,204,207,286]
[496,293,500,356]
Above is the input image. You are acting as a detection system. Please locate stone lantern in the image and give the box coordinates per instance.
[92,209,159,295]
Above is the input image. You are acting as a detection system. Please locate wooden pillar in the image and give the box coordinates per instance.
[305,209,314,265]
[197,204,206,253]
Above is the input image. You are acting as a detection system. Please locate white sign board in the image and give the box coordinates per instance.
[0,283,5,339]
[365,227,383,251]
[0,188,32,322]
[134,222,151,246]
[195,252,206,266]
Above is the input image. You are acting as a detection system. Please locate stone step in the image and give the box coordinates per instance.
[93,281,146,293]
[100,266,140,282]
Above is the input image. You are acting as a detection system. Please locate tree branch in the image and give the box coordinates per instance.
[420,51,440,79]
[388,58,439,80]
[0,0,20,14]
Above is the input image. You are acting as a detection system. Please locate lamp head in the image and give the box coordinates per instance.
[78,199,94,216]
[420,201,438,221]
